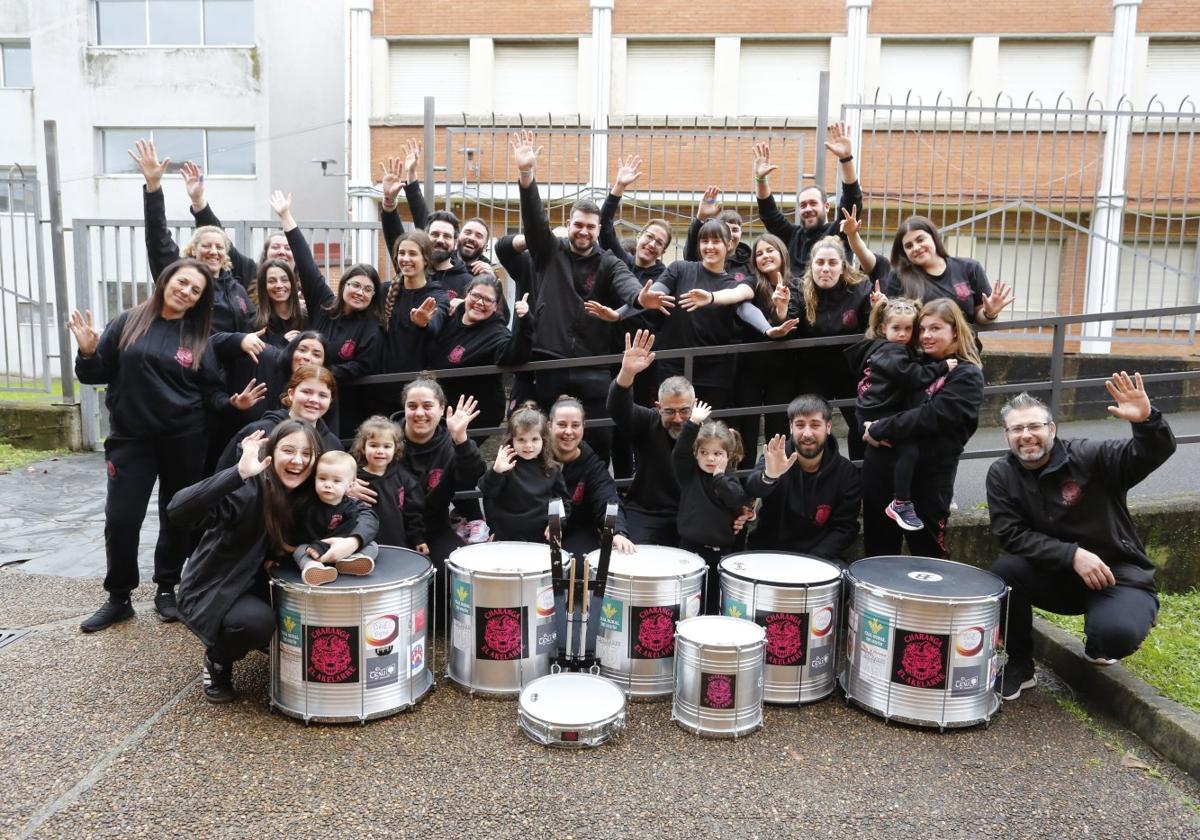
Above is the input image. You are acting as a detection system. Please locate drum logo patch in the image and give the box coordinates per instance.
[756,610,808,667]
[955,626,985,658]
[476,606,528,661]
[724,598,748,620]
[278,608,302,648]
[452,581,472,615]
[599,597,623,632]
[891,629,949,690]
[366,652,399,689]
[365,613,400,647]
[700,673,736,709]
[630,605,679,660]
[305,626,359,684]
[861,611,890,649]
[811,605,835,638]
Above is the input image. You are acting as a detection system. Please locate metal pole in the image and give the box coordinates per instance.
[843,0,872,158]
[423,96,436,209]
[814,71,831,193]
[347,0,375,263]
[43,121,75,404]
[589,0,614,191]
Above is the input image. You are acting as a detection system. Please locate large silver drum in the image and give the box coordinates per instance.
[673,616,766,738]
[840,556,1006,729]
[588,545,706,699]
[719,551,842,705]
[269,546,434,723]
[517,673,627,748]
[445,542,562,697]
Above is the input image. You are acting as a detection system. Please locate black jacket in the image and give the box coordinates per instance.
[758,179,863,277]
[479,457,572,543]
[358,462,426,548]
[743,436,862,559]
[402,423,486,537]
[607,379,680,515]
[866,362,985,472]
[672,421,749,550]
[561,441,629,541]
[794,278,873,337]
[216,408,343,472]
[650,260,749,387]
[171,466,378,647]
[295,495,373,551]
[843,338,951,420]
[872,254,992,325]
[683,218,754,283]
[986,410,1176,592]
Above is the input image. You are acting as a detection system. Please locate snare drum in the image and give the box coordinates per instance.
[673,616,766,738]
[587,545,706,699]
[269,546,434,723]
[517,673,627,748]
[840,556,1007,729]
[445,542,564,697]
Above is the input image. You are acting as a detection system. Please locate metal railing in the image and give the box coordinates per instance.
[0,165,53,391]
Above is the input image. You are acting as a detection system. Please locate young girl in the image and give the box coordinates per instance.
[352,416,428,555]
[478,403,572,543]
[671,401,750,613]
[844,298,956,532]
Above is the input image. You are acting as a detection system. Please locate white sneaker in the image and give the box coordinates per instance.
[1083,652,1118,666]
[466,519,490,544]
[302,558,337,586]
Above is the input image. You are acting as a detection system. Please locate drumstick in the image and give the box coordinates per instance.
[564,553,577,667]
[579,552,591,663]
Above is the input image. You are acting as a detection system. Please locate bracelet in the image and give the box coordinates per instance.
[708,290,716,304]
[754,175,768,183]
[702,198,717,204]
[760,474,777,485]
[518,168,533,176]
[839,155,854,164]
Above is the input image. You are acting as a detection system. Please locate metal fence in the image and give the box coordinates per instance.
[0,165,53,391]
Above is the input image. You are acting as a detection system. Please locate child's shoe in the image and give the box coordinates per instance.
[885,499,924,531]
[465,519,491,544]
[336,553,375,576]
[302,558,337,585]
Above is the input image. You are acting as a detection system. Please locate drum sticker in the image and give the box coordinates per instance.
[412,607,426,635]
[810,605,835,638]
[595,633,621,666]
[534,620,557,655]
[724,597,748,620]
[955,626,985,659]
[808,642,833,678]
[451,618,471,654]
[756,610,808,667]
[365,613,400,648]
[536,585,555,619]
[305,626,360,684]
[700,673,736,710]
[452,580,472,616]
[858,644,888,681]
[599,596,623,632]
[278,646,302,685]
[630,605,679,660]
[366,652,400,689]
[950,664,984,697]
[278,608,302,648]
[408,639,425,675]
[685,592,702,619]
[475,606,529,661]
[890,629,950,690]
[861,611,890,649]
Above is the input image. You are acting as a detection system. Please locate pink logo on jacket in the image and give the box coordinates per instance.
[954,282,971,300]
[339,339,356,360]
[1060,480,1083,506]
[814,504,832,526]
[842,310,859,329]
[426,468,443,491]
[174,347,194,367]
[328,514,344,530]
[448,345,466,365]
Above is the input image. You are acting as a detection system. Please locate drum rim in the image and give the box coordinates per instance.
[719,550,843,587]
[676,615,767,647]
[587,545,707,578]
[517,673,627,724]
[446,540,556,575]
[270,565,434,594]
[847,556,1007,600]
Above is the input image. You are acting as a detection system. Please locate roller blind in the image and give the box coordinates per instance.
[493,42,578,115]
[738,40,830,117]
[997,40,1091,106]
[878,41,971,106]
[389,41,470,115]
[625,41,714,116]
[1145,41,1200,109]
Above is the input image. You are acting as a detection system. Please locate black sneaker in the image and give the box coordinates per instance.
[999,661,1037,701]
[886,499,925,531]
[154,588,179,623]
[202,656,237,703]
[80,598,135,633]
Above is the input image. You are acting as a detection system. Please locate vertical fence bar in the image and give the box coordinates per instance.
[423,96,436,210]
[1049,321,1067,421]
[815,71,830,194]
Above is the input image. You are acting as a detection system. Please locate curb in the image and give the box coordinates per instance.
[1032,616,1200,781]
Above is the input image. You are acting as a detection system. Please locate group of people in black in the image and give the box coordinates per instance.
[69,124,1173,707]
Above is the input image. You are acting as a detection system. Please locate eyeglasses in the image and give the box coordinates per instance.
[1005,422,1050,436]
[276,446,314,463]
[467,291,497,306]
[344,280,374,295]
[659,407,693,418]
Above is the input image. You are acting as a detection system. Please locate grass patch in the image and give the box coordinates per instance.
[0,379,67,405]
[1037,588,1200,713]
[0,443,66,471]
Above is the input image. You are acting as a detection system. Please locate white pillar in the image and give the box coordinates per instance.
[589,0,614,193]
[844,0,872,151]
[347,0,374,263]
[1082,0,1141,354]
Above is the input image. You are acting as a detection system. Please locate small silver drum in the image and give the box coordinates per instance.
[840,556,1007,730]
[672,615,766,739]
[588,545,706,699]
[517,673,627,748]
[719,551,842,705]
[445,542,564,697]
[269,546,434,723]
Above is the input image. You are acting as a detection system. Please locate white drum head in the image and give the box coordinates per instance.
[677,615,766,647]
[518,674,625,725]
[587,544,706,578]
[449,541,553,574]
[720,552,841,586]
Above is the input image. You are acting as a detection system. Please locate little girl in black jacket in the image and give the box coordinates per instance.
[479,404,572,543]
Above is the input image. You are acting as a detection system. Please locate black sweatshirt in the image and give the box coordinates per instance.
[843,338,951,420]
[479,456,572,543]
[379,279,450,375]
[986,410,1175,593]
[357,461,426,548]
[75,311,228,439]
[599,193,669,284]
[561,441,629,542]
[871,253,992,325]
[683,218,754,283]
[521,178,644,360]
[866,362,985,472]
[295,495,373,553]
[190,201,257,289]
[651,260,750,387]
[496,234,536,306]
[209,338,291,420]
[216,408,343,473]
[743,436,862,560]
[758,179,863,277]
[607,379,680,515]
[401,423,486,537]
[427,310,533,419]
[792,278,873,337]
[671,421,749,550]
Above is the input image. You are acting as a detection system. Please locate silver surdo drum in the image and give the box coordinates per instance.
[269,546,434,723]
[517,673,627,748]
[718,551,842,705]
[841,556,1007,729]
[673,616,766,738]
[588,545,706,699]
[446,542,564,697]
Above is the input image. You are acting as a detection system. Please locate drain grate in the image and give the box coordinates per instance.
[0,629,32,650]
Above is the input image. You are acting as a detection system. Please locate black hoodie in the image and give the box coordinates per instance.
[866,362,985,472]
[843,337,950,421]
[357,461,426,548]
[479,456,572,543]
[672,421,749,550]
[607,378,680,516]
[561,441,629,542]
[216,408,343,472]
[401,423,486,537]
[757,179,863,277]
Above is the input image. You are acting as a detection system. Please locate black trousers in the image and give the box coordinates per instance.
[861,446,955,559]
[208,590,275,665]
[733,351,794,469]
[535,366,612,465]
[991,553,1159,665]
[103,432,207,598]
[624,507,679,547]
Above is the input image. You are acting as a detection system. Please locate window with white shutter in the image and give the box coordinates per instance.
[1145,41,1200,110]
[738,40,829,117]
[877,41,971,106]
[389,41,470,115]
[945,234,1062,319]
[997,40,1091,107]
[493,42,578,115]
[1115,240,1197,330]
[625,41,714,117]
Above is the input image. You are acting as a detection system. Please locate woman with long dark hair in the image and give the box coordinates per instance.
[170,420,377,702]
[249,258,306,346]
[69,258,265,633]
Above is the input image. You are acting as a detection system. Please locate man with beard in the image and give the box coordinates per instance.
[607,329,693,546]
[986,376,1176,701]
[743,394,862,560]
[753,121,862,276]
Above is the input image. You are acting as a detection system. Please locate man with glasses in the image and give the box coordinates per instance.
[986,374,1176,701]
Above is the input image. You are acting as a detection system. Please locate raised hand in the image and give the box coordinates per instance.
[752,142,778,182]
[379,157,405,204]
[614,154,642,192]
[825,120,854,160]
[127,138,169,191]
[510,129,541,174]
[68,309,100,357]
[410,296,438,328]
[771,283,791,320]
[236,430,271,479]
[766,318,801,339]
[268,189,292,218]
[839,205,861,238]
[763,434,799,479]
[690,400,712,424]
[1105,371,1152,424]
[240,328,267,364]
[584,300,620,322]
[619,329,656,378]
[981,280,1016,320]
[231,378,268,411]
[445,394,480,444]
[402,138,421,182]
[180,161,205,209]
[869,279,886,307]
[697,185,722,221]
[637,279,675,314]
[514,292,531,319]
[493,444,517,474]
